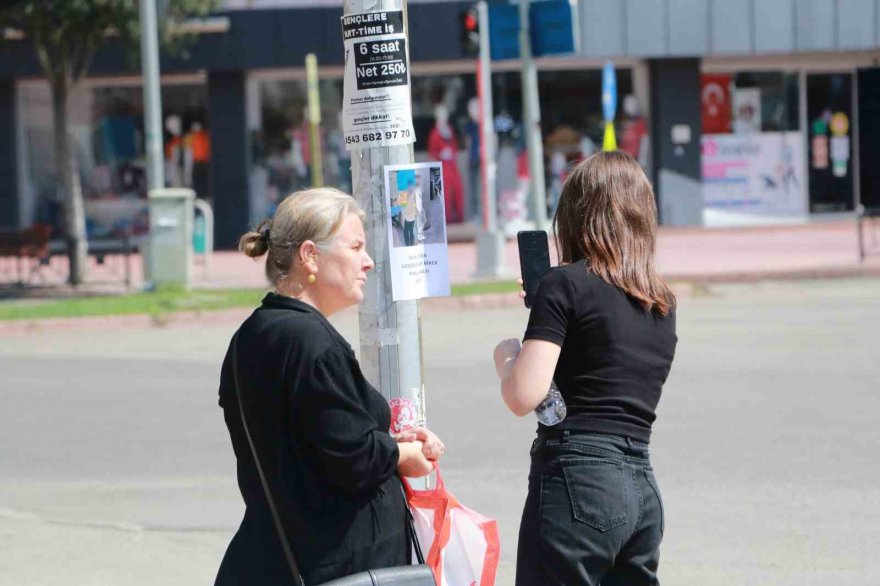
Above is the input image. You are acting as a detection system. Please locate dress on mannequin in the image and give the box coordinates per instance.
[620,95,649,166]
[185,122,211,198]
[428,107,464,224]
[164,115,184,188]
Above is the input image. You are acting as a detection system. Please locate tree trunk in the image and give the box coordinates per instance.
[50,77,88,286]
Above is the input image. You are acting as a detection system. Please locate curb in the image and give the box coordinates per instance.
[662,264,880,284]
[1,267,878,336]
[0,307,253,337]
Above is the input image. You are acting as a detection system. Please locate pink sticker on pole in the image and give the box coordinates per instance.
[389,397,418,435]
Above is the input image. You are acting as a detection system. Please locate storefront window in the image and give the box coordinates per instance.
[18,81,208,238]
[700,71,807,226]
[249,68,635,227]
[494,68,636,219]
[250,78,345,222]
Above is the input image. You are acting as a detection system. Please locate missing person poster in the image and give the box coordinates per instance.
[384,162,450,301]
[341,10,416,151]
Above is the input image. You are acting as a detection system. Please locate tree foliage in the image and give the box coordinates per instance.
[0,0,220,85]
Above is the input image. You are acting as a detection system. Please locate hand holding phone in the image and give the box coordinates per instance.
[517,230,551,308]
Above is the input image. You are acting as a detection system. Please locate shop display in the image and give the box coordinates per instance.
[428,105,464,224]
[18,83,209,237]
[620,95,648,168]
[806,73,854,213]
[165,114,185,188]
[185,121,211,198]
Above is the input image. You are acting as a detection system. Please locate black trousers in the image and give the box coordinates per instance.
[516,431,664,586]
[404,220,416,246]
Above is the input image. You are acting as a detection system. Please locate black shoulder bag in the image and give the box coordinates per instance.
[230,334,436,586]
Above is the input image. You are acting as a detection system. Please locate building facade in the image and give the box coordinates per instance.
[1,0,879,247]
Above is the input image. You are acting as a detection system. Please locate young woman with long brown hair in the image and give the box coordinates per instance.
[494,151,677,585]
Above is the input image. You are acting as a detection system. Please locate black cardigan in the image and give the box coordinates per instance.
[214,293,409,585]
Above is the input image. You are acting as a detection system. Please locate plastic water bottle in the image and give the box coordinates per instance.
[535,382,567,426]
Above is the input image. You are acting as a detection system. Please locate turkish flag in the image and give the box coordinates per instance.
[701,74,732,134]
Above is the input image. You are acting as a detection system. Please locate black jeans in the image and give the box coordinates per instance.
[404,220,416,246]
[516,431,664,586]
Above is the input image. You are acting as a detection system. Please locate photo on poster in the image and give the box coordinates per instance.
[384,162,450,301]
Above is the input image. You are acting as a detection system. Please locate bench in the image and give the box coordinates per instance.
[0,224,52,285]
[47,233,140,288]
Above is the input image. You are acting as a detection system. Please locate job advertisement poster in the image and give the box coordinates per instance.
[384,162,450,301]
[341,10,415,151]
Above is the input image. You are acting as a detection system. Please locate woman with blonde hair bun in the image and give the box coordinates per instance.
[215,188,444,585]
[494,152,677,585]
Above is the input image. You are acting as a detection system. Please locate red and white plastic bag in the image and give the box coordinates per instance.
[403,468,500,586]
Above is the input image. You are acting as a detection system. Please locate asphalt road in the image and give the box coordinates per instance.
[1,278,878,585]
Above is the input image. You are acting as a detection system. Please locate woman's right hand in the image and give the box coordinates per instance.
[394,427,445,461]
[397,441,435,478]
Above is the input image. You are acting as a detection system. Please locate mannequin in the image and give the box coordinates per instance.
[464,97,482,223]
[164,115,184,188]
[620,95,649,168]
[428,104,464,224]
[288,108,310,190]
[185,121,211,198]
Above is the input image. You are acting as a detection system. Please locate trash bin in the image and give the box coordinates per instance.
[147,188,195,288]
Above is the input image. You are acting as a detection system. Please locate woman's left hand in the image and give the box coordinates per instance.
[395,427,445,461]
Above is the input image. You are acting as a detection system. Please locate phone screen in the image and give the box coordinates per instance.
[517,231,551,308]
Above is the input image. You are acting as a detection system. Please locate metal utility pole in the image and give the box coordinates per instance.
[474,0,506,277]
[343,0,425,425]
[305,53,324,187]
[139,0,165,191]
[853,72,865,262]
[519,0,548,230]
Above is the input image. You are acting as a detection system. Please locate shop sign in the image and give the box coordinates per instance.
[530,0,576,57]
[488,1,576,60]
[341,10,415,151]
[383,162,451,301]
[702,132,808,225]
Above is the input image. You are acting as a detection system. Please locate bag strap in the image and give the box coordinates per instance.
[230,332,306,586]
[406,499,427,565]
[229,332,426,584]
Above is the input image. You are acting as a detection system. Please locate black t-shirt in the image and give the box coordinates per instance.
[524,260,677,442]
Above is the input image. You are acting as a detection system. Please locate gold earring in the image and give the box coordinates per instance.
[307,274,316,284]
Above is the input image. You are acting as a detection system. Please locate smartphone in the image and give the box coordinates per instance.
[517,230,551,308]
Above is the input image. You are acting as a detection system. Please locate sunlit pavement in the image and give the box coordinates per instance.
[1,277,879,585]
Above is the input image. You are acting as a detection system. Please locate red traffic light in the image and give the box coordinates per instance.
[463,12,478,31]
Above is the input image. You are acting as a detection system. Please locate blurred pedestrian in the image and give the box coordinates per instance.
[493,152,677,585]
[214,188,444,585]
[403,178,422,246]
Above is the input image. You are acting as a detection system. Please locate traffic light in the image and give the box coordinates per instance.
[460,6,480,56]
